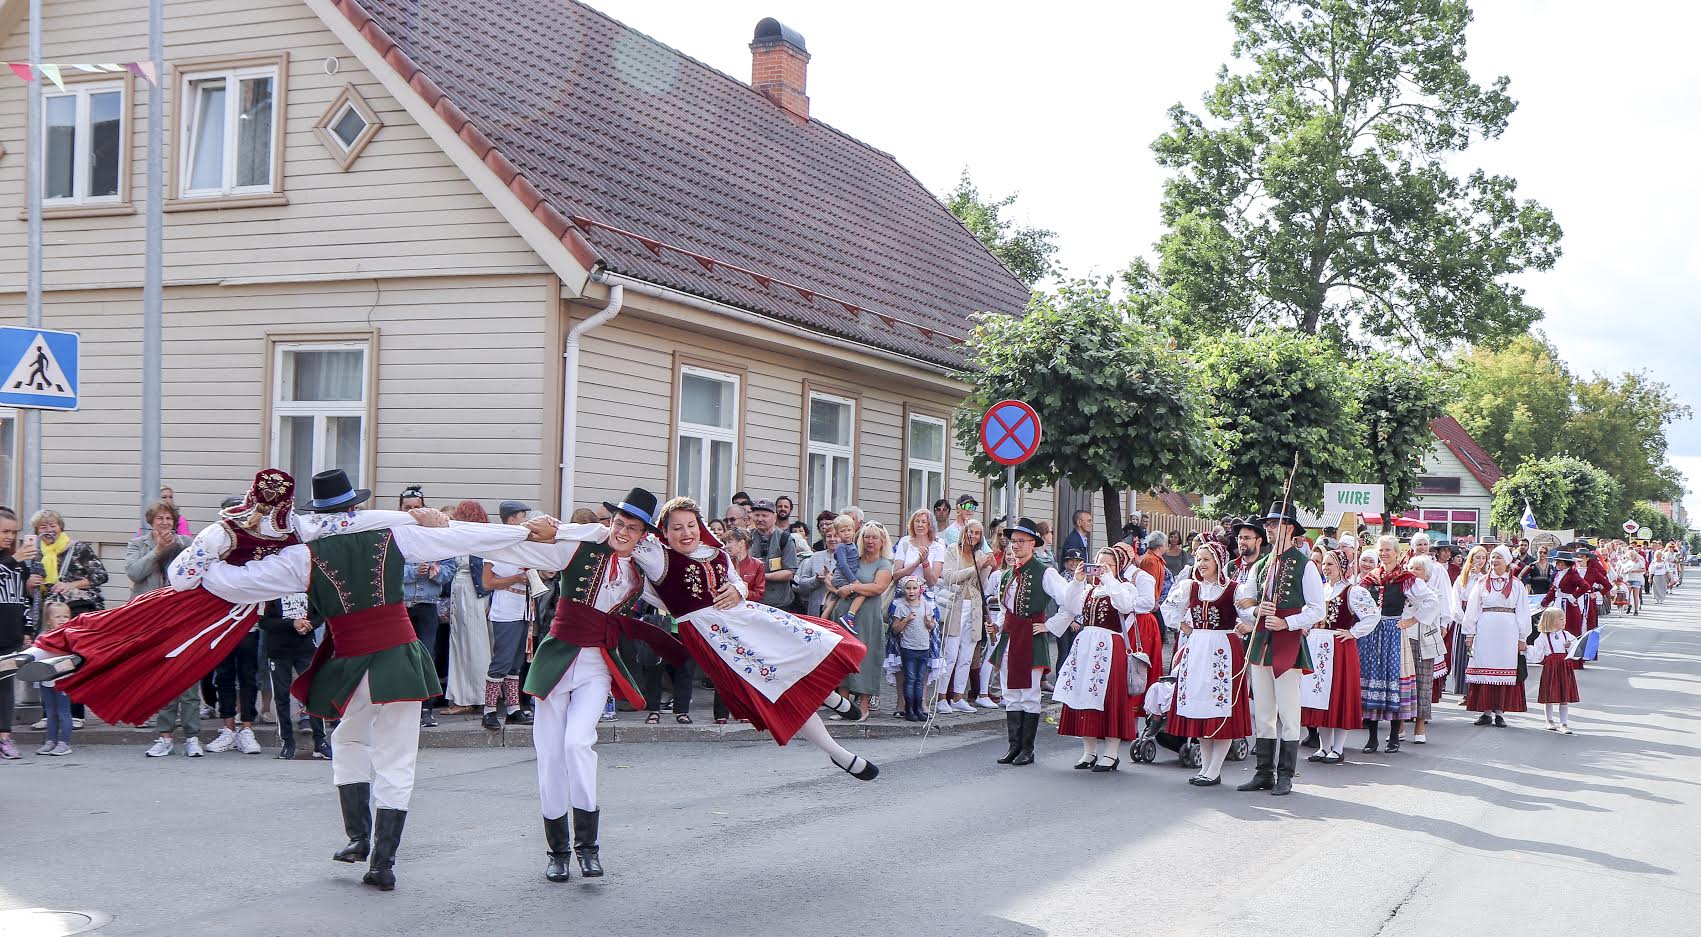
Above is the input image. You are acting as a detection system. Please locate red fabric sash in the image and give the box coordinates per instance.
[326,604,417,658]
[1261,606,1306,676]
[1004,612,1046,688]
[550,601,689,668]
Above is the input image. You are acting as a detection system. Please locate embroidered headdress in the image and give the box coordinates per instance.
[1191,540,1231,586]
[220,469,295,535]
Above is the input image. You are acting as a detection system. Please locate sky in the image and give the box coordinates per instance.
[588,0,1701,524]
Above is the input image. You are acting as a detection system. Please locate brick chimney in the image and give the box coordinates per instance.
[750,17,810,122]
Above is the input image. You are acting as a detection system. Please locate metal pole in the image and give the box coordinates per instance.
[24,0,42,515]
[1005,464,1015,529]
[139,0,164,517]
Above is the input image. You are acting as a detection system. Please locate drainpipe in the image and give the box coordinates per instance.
[559,280,623,515]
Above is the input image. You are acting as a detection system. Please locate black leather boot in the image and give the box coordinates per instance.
[1361,719,1380,754]
[995,711,1022,764]
[572,807,604,877]
[361,808,406,891]
[543,815,572,882]
[332,783,371,863]
[1386,720,1403,753]
[1272,740,1299,795]
[1237,739,1276,791]
[1012,712,1040,766]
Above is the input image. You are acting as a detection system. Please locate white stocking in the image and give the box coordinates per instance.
[1199,738,1230,780]
[821,691,855,716]
[1095,739,1115,765]
[1080,737,1098,759]
[1557,703,1569,724]
[795,714,857,768]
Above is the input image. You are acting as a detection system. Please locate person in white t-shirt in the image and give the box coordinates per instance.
[939,495,981,551]
[482,501,539,730]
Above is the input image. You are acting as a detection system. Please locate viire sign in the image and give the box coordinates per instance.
[1323,483,1385,516]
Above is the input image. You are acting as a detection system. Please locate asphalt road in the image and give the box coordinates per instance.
[4,581,1699,937]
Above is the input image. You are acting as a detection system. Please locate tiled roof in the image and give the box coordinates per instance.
[1429,415,1505,491]
[331,0,1033,369]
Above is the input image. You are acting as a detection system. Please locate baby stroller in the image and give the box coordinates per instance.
[1128,676,1249,767]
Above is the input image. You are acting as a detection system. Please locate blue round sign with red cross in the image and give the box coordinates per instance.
[979,399,1042,466]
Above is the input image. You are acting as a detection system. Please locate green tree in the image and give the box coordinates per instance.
[943,169,1060,285]
[1352,357,1449,514]
[952,279,1202,533]
[1446,334,1573,472]
[1136,0,1562,353]
[1568,372,1692,505]
[1193,330,1360,514]
[1628,501,1667,542]
[1685,532,1700,555]
[1547,457,1620,534]
[1489,458,1571,535]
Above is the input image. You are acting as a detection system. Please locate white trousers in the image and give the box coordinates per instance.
[1249,665,1304,742]
[331,676,423,811]
[534,650,611,819]
[936,631,975,697]
[1000,663,1045,714]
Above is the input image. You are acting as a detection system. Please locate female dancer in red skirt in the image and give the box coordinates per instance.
[1118,542,1166,696]
[631,497,878,780]
[1301,547,1374,764]
[1052,546,1147,772]
[1162,541,1252,787]
[1528,607,1580,734]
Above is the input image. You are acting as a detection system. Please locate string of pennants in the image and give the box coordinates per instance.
[1,61,158,92]
[567,215,965,347]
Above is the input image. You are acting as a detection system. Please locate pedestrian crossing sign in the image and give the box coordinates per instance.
[0,326,80,411]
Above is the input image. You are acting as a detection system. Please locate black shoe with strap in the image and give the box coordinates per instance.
[332,783,371,863]
[996,711,1022,764]
[1474,713,1492,726]
[543,815,572,883]
[1237,739,1276,791]
[361,808,406,891]
[572,808,604,877]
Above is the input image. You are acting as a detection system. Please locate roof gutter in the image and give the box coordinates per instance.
[590,269,958,379]
[560,282,623,515]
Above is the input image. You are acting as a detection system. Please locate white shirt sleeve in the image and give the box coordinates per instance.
[1404,576,1439,626]
[472,522,611,570]
[199,544,312,604]
[1160,579,1194,630]
[1058,577,1089,618]
[1128,568,1157,614]
[1285,560,1326,632]
[390,522,532,564]
[168,522,233,591]
[1347,584,1379,638]
[631,537,666,581]
[293,509,412,541]
[1235,574,1258,623]
[1460,582,1484,636]
[1100,575,1142,616]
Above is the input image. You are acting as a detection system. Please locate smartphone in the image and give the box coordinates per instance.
[1083,564,1104,577]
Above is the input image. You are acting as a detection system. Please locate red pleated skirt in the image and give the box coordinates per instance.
[32,587,257,727]
[1464,681,1528,713]
[1302,636,1364,730]
[679,611,865,746]
[1166,631,1251,740]
[1537,653,1580,703]
[1058,631,1141,741]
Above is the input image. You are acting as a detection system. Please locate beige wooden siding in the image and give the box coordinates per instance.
[1412,441,1495,534]
[0,0,548,293]
[0,273,554,543]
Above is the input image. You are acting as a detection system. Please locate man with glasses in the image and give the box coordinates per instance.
[941,495,981,551]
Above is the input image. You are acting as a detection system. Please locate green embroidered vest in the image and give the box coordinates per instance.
[1006,558,1052,618]
[1249,547,1310,610]
[557,541,640,614]
[308,529,404,616]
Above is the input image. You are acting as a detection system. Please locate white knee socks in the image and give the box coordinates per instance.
[1080,737,1098,759]
[795,714,858,768]
[1322,727,1347,755]
[1545,703,1570,725]
[1200,738,1230,779]
[821,691,855,717]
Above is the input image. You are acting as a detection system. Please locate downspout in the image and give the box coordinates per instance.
[559,279,623,515]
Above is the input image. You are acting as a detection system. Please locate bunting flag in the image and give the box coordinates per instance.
[0,61,157,85]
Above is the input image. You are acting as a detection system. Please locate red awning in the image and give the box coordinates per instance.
[1391,517,1430,529]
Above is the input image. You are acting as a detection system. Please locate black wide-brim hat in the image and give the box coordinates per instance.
[1232,517,1268,540]
[603,487,663,534]
[1260,500,1304,532]
[307,469,371,513]
[1007,516,1043,544]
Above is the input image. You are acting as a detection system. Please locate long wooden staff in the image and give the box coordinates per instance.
[1261,451,1303,601]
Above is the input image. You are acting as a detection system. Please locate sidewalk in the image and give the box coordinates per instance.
[12,701,1029,752]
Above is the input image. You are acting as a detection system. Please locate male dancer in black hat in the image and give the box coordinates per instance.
[1236,503,1325,796]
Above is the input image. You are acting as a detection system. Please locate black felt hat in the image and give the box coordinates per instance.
[307,469,370,513]
[603,487,662,534]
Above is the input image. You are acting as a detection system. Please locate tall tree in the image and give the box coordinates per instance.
[1547,457,1621,534]
[1447,334,1573,472]
[1489,458,1571,535]
[1135,0,1562,353]
[1567,371,1692,505]
[1193,330,1361,514]
[943,169,1060,285]
[1352,357,1450,514]
[952,279,1202,534]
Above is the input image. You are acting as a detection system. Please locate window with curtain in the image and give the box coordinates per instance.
[42,82,125,205]
[181,66,276,197]
[273,344,367,505]
[677,367,739,522]
[805,393,855,523]
[906,413,946,518]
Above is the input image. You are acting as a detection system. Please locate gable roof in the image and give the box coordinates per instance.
[331,0,1032,369]
[1429,415,1505,491]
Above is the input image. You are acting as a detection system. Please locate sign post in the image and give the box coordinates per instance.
[979,399,1043,529]
[1622,520,1640,536]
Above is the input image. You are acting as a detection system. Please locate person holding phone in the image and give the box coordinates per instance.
[1051,545,1147,771]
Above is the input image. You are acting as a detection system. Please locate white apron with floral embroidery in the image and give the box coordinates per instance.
[683,602,843,704]
[1053,624,1120,711]
[1174,629,1234,720]
[1300,630,1336,710]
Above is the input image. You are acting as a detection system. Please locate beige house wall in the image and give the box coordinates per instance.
[1411,441,1496,540]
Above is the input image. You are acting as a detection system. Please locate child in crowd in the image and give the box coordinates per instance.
[35,601,75,755]
[830,515,865,631]
[1527,607,1579,734]
[887,577,938,722]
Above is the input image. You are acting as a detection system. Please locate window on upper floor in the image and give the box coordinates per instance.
[42,80,126,207]
[174,55,288,204]
[313,83,383,170]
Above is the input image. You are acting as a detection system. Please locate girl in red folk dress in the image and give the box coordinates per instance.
[1527,607,1580,734]
[1301,547,1376,765]
[1052,546,1146,772]
[632,497,879,781]
[14,470,302,726]
[1161,541,1252,787]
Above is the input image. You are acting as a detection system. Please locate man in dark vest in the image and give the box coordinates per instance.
[988,517,1071,767]
[1235,502,1326,796]
[516,487,700,883]
[195,470,571,891]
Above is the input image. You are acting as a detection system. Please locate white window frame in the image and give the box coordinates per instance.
[0,407,17,510]
[269,341,370,493]
[805,391,856,522]
[676,365,741,518]
[906,412,947,519]
[178,63,279,198]
[41,79,126,206]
